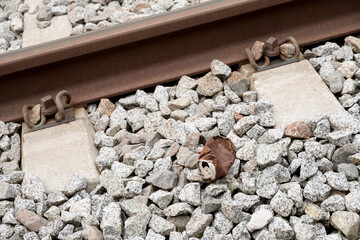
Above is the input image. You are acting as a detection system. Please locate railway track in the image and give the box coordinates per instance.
[0,0,360,122]
[1,0,360,238]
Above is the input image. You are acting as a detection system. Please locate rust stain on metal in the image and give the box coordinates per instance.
[41,95,58,116]
[23,90,73,130]
[246,36,300,71]
[198,136,236,181]
[55,90,71,122]
[0,0,360,122]
[22,104,46,129]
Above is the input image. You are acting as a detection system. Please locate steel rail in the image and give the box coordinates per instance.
[0,0,359,122]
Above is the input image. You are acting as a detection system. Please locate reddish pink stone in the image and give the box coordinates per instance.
[285,121,313,139]
[82,226,104,240]
[16,208,48,232]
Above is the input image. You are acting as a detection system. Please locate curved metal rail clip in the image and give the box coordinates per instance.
[22,90,75,132]
[246,36,300,72]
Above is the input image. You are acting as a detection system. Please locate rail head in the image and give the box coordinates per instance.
[0,0,293,76]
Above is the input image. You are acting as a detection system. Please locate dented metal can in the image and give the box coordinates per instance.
[197,136,236,181]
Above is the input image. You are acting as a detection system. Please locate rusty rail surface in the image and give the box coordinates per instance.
[0,0,360,122]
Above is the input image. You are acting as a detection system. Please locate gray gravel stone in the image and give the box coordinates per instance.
[125,180,143,197]
[321,194,345,212]
[133,160,153,178]
[293,223,316,240]
[314,119,331,139]
[337,163,358,180]
[176,76,198,98]
[0,201,13,218]
[95,146,119,171]
[194,117,216,132]
[0,182,16,200]
[46,191,67,207]
[149,214,176,236]
[124,210,151,240]
[332,144,359,165]
[224,82,241,104]
[37,6,52,21]
[254,230,276,240]
[239,172,256,194]
[256,172,278,199]
[258,129,284,144]
[100,170,124,198]
[68,6,85,24]
[179,183,201,206]
[319,60,335,78]
[94,131,116,148]
[100,202,122,239]
[328,70,344,93]
[201,226,218,240]
[246,124,265,140]
[233,116,258,136]
[94,115,109,132]
[146,229,165,240]
[227,72,249,97]
[268,217,294,240]
[210,59,231,80]
[232,222,251,240]
[23,232,40,240]
[216,111,235,136]
[345,191,360,212]
[149,190,173,209]
[201,196,221,214]
[246,207,273,232]
[0,224,14,239]
[126,108,147,132]
[342,78,356,95]
[38,219,64,238]
[263,164,291,183]
[186,212,213,238]
[164,202,193,217]
[157,119,187,144]
[303,181,331,202]
[236,140,256,161]
[44,206,61,221]
[111,161,135,179]
[205,184,227,197]
[329,111,360,134]
[168,97,191,111]
[120,198,148,218]
[220,200,243,224]
[146,170,178,190]
[61,174,87,197]
[325,171,350,191]
[256,143,282,168]
[123,146,150,165]
[304,141,327,158]
[328,130,352,146]
[196,72,223,97]
[313,42,340,57]
[2,209,17,225]
[212,211,233,234]
[299,158,318,180]
[270,190,294,217]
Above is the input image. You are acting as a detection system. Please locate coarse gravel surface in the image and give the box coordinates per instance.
[1,35,360,239]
